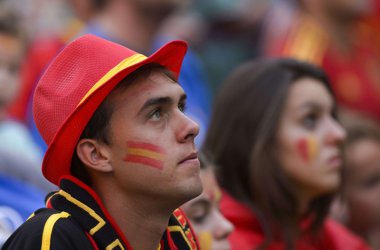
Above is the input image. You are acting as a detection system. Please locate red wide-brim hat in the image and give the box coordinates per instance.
[33,34,188,185]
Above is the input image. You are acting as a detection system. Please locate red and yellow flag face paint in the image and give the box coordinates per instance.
[297,136,318,163]
[198,232,213,250]
[207,188,222,204]
[123,141,165,170]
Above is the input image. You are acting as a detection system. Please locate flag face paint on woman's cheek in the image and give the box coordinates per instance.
[198,232,213,250]
[123,141,166,170]
[297,136,318,163]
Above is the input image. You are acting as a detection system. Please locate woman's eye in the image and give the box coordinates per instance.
[302,113,318,129]
[191,214,207,224]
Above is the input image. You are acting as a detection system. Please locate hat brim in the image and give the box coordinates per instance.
[42,41,188,185]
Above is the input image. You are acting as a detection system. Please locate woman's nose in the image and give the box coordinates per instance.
[213,210,234,240]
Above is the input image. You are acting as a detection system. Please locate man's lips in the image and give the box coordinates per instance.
[178,152,198,165]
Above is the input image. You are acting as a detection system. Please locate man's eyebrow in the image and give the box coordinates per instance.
[138,93,187,114]
[139,97,172,113]
[179,93,187,103]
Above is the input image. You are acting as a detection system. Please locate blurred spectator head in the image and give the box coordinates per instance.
[0,7,25,113]
[68,0,107,21]
[181,152,233,250]
[128,0,190,20]
[292,0,374,19]
[340,125,380,238]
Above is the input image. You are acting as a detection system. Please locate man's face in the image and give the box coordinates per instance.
[104,69,202,207]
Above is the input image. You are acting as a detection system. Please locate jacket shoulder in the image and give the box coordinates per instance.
[2,208,94,250]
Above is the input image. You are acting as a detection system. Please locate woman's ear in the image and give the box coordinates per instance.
[76,138,112,173]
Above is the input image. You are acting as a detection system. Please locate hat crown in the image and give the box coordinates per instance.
[33,35,137,145]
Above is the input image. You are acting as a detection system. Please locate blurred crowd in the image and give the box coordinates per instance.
[1,0,380,249]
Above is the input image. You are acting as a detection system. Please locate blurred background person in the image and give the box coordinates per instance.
[0,5,49,190]
[181,151,234,250]
[263,0,380,126]
[192,0,270,93]
[203,58,369,250]
[330,124,380,249]
[0,5,48,247]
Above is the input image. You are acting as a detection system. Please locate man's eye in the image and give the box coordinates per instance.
[150,109,162,120]
[178,103,186,112]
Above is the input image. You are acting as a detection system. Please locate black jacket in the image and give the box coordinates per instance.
[2,176,199,249]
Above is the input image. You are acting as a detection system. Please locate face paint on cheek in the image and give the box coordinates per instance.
[207,188,222,204]
[198,232,213,250]
[296,136,318,163]
[123,141,166,170]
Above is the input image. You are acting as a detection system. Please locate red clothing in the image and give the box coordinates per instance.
[265,14,380,121]
[220,191,370,250]
[8,19,84,122]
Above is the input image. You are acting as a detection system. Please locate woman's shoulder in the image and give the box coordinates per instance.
[323,218,371,250]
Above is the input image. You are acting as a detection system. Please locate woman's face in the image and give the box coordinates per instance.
[181,167,233,250]
[277,77,346,201]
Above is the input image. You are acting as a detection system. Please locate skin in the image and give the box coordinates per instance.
[344,138,380,237]
[0,33,22,116]
[76,69,202,250]
[124,140,166,170]
[181,167,233,250]
[277,77,346,213]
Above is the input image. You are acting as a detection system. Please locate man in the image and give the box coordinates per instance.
[3,34,202,249]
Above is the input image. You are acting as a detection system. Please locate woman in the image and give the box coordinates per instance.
[181,152,234,250]
[203,58,369,250]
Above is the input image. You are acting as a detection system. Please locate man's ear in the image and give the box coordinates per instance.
[76,139,112,173]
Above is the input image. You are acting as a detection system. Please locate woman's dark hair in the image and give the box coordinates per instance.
[71,64,174,185]
[202,58,337,249]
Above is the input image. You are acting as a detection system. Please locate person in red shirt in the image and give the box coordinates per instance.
[203,58,370,250]
[264,0,380,124]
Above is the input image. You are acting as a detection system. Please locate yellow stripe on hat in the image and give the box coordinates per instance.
[78,53,147,106]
